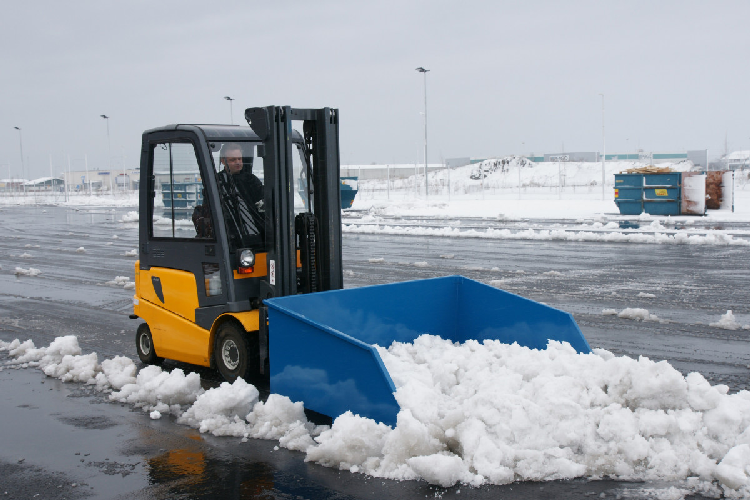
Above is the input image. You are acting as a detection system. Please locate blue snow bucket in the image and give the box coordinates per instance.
[264,275,590,426]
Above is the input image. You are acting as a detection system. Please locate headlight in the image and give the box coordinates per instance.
[240,249,255,267]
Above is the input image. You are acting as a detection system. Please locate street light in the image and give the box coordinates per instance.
[224,96,235,125]
[416,67,429,197]
[100,115,111,171]
[13,127,24,182]
[599,94,607,201]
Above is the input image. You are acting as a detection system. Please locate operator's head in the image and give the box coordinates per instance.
[220,143,243,175]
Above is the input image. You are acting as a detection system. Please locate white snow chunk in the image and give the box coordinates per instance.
[150,410,162,419]
[368,258,385,264]
[124,249,138,257]
[120,211,139,223]
[543,271,563,277]
[407,453,475,488]
[602,308,618,315]
[112,235,119,239]
[638,292,656,298]
[14,267,41,277]
[439,254,455,259]
[105,276,132,287]
[19,253,32,258]
[413,262,429,268]
[709,310,747,331]
[247,394,319,452]
[618,307,660,322]
[715,444,750,490]
[100,356,137,390]
[178,378,259,436]
[110,365,203,415]
[75,247,86,253]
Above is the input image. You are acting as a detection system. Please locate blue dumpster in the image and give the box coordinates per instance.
[265,275,590,426]
[614,173,682,216]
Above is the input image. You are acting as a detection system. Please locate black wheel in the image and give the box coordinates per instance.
[214,322,258,383]
[135,323,163,365]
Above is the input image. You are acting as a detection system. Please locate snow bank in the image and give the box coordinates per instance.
[344,223,750,247]
[3,335,750,496]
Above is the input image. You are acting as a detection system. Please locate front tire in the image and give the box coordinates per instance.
[214,322,258,383]
[135,323,163,365]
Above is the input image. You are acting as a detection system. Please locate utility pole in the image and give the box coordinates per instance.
[599,94,605,201]
[416,67,429,197]
[13,127,25,182]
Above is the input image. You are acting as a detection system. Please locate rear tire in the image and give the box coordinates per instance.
[135,323,163,365]
[214,322,258,383]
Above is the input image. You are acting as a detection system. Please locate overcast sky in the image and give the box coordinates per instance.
[2,1,749,179]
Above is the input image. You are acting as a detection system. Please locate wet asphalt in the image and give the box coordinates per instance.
[1,204,748,499]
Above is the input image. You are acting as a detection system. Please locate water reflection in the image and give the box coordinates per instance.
[146,447,276,499]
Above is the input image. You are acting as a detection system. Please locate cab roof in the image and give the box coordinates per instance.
[143,124,303,142]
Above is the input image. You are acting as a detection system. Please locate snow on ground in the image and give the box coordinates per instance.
[2,334,750,498]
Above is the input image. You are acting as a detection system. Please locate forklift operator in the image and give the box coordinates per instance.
[193,143,265,246]
[216,142,265,247]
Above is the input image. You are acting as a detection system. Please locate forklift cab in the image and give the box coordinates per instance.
[134,107,343,382]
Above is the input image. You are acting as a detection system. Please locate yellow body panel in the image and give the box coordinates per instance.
[136,299,211,366]
[137,266,200,322]
[134,262,261,367]
[228,310,260,333]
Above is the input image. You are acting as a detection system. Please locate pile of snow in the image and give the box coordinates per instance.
[124,249,138,257]
[75,247,86,253]
[710,311,750,331]
[3,334,750,497]
[14,267,40,277]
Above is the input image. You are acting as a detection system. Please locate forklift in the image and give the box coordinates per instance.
[132,106,343,383]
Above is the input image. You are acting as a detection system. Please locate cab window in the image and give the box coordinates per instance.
[150,142,209,239]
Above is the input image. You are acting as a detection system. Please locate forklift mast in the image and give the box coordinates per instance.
[246,106,343,299]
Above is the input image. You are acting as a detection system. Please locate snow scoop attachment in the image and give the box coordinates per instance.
[264,275,590,426]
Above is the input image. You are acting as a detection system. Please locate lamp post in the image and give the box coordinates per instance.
[100,115,111,171]
[416,67,429,197]
[13,126,25,183]
[224,96,235,125]
[599,94,605,200]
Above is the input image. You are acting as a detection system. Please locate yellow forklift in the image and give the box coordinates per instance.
[132,106,343,383]
[131,105,590,425]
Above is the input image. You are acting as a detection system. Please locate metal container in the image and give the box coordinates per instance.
[265,275,590,426]
[614,173,683,216]
[340,177,358,209]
